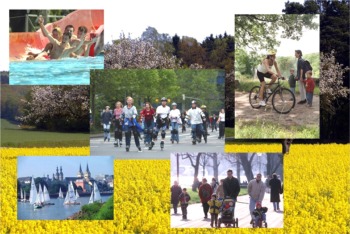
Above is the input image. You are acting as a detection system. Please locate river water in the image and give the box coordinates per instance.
[17,195,112,220]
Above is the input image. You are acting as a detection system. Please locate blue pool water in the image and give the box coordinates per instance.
[9,55,103,85]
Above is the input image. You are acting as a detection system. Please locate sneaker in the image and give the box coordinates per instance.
[126,146,130,152]
[266,88,272,94]
[259,100,266,106]
[297,99,307,104]
[137,146,142,152]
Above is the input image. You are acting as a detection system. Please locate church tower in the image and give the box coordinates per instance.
[59,166,64,181]
[55,166,59,180]
[77,164,83,178]
[84,163,91,180]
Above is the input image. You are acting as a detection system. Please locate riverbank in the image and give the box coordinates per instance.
[67,196,113,220]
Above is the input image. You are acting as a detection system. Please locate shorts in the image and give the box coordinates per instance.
[257,70,273,82]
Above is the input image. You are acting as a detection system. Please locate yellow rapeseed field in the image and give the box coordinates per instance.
[0,144,349,233]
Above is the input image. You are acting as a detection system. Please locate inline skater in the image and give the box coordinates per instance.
[149,97,170,150]
[185,100,207,145]
[169,102,181,144]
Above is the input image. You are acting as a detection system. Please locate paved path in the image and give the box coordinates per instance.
[171,193,283,228]
[90,130,224,159]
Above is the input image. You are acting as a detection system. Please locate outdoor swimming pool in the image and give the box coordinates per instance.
[9,55,103,85]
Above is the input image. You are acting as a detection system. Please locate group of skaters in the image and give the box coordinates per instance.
[171,170,283,228]
[100,96,225,152]
[26,15,102,60]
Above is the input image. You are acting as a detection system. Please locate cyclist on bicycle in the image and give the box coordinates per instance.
[256,50,282,106]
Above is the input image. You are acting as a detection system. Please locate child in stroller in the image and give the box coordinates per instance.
[252,202,268,228]
[218,196,238,228]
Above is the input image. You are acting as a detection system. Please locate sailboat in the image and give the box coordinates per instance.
[23,190,28,202]
[43,185,54,205]
[19,188,24,202]
[75,189,80,199]
[64,181,80,205]
[29,177,38,205]
[58,187,64,199]
[89,182,102,204]
[34,184,44,209]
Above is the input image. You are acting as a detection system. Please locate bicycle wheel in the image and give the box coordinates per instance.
[249,86,262,109]
[272,88,295,114]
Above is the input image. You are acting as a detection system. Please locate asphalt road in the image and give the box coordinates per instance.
[90,129,224,159]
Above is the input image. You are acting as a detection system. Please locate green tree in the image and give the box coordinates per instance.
[235,14,318,51]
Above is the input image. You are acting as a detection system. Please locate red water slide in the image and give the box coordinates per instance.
[9,9,104,60]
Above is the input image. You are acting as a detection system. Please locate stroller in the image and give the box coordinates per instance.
[218,197,238,228]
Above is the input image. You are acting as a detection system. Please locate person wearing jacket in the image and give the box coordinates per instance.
[198,178,213,219]
[171,181,182,215]
[179,188,191,220]
[122,96,142,152]
[208,194,222,228]
[269,173,282,211]
[248,173,266,223]
[223,169,240,201]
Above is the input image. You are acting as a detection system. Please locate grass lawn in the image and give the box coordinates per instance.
[235,77,320,95]
[1,119,89,147]
[235,120,319,139]
[184,188,248,205]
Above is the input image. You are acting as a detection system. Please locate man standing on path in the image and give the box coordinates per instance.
[171,181,182,215]
[248,173,266,223]
[223,169,240,213]
[198,178,213,219]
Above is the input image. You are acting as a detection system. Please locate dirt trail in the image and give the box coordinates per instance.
[235,91,320,127]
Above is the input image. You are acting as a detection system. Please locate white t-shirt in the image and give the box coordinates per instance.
[169,109,181,122]
[219,112,225,122]
[186,107,204,124]
[257,62,272,74]
[156,105,170,119]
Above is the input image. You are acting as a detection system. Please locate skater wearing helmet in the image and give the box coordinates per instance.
[169,102,181,144]
[185,100,207,144]
[149,97,170,150]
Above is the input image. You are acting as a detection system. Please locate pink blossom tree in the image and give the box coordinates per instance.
[16,86,89,131]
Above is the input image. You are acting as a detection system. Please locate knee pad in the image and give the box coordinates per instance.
[149,129,153,135]
[152,131,158,139]
[171,129,175,134]
[173,129,178,134]
[161,130,166,138]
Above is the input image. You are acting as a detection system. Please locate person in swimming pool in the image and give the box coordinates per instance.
[36,15,86,59]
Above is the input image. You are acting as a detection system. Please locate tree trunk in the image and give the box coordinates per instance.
[238,153,254,181]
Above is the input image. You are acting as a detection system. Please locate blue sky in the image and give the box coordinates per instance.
[17,156,114,178]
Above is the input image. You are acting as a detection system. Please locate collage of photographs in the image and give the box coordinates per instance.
[0,1,349,234]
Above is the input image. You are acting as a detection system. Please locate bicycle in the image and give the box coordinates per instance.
[249,77,295,114]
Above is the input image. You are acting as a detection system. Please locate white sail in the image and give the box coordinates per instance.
[29,177,37,204]
[24,190,26,202]
[43,185,50,202]
[64,181,76,204]
[58,187,64,198]
[37,184,44,204]
[75,189,80,199]
[20,188,23,200]
[89,182,102,203]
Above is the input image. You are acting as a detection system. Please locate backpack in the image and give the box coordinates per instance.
[303,60,313,72]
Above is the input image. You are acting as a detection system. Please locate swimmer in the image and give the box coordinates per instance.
[27,26,62,60]
[37,16,86,59]
[70,26,99,57]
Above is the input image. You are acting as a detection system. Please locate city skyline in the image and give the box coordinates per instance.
[17,156,114,178]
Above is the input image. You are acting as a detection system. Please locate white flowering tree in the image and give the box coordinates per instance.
[16,86,89,131]
[320,50,349,115]
[104,36,179,69]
